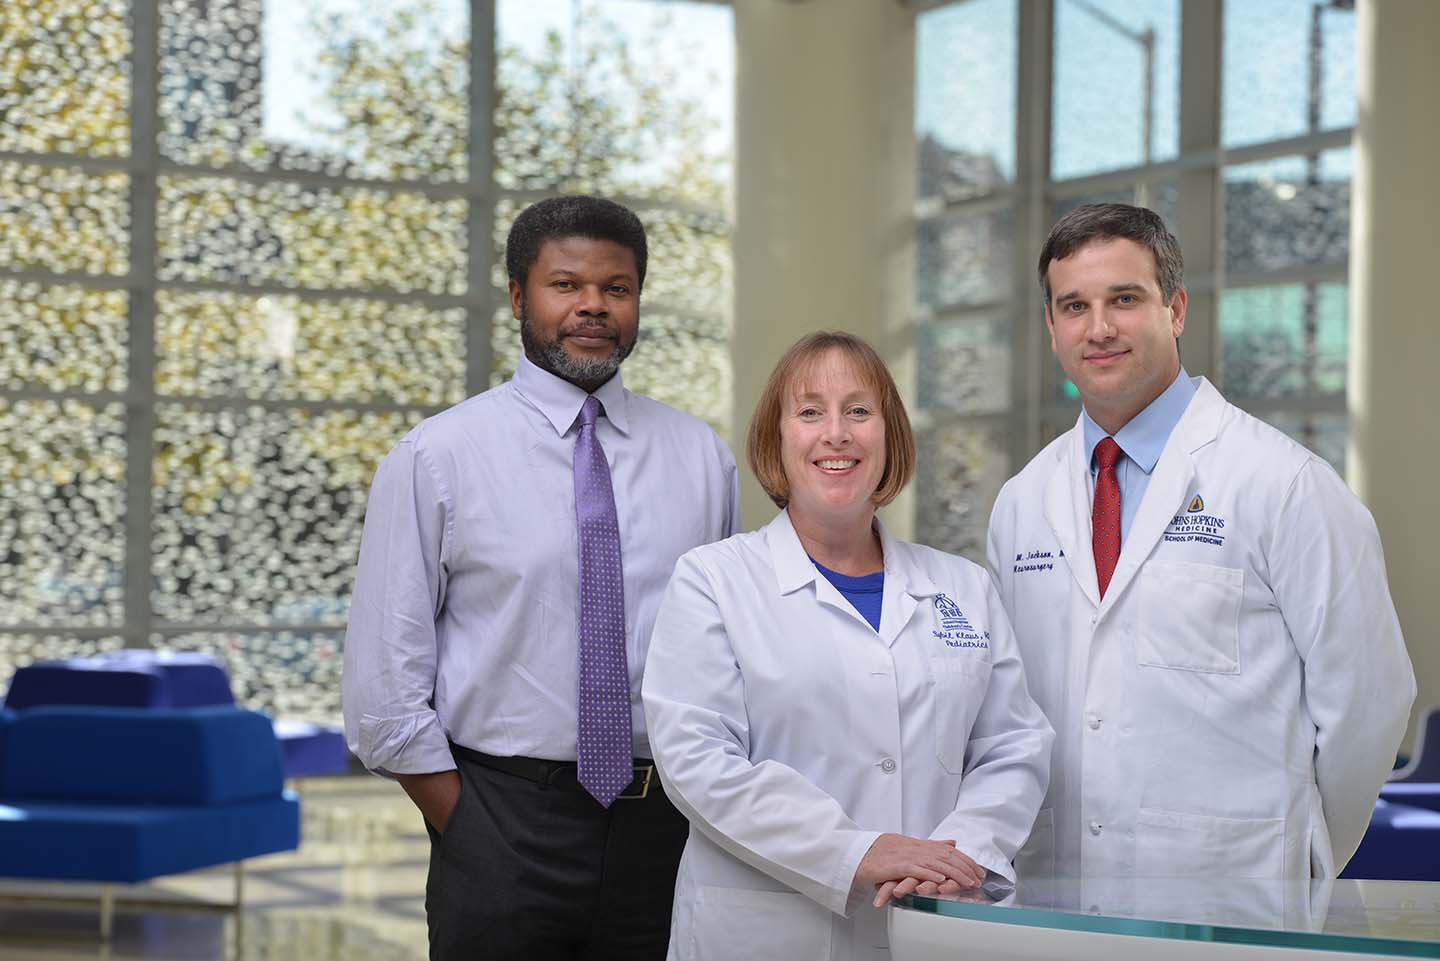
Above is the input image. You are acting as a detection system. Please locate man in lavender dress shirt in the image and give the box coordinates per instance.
[343,196,739,960]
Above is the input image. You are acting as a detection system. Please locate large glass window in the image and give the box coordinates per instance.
[912,0,1019,561]
[0,0,735,721]
[913,0,1357,559]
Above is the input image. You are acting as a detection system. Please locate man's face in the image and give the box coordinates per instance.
[1045,237,1187,434]
[511,236,640,392]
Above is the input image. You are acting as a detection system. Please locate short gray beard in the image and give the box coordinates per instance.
[519,300,636,391]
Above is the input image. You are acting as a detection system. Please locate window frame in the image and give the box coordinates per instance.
[909,0,1355,557]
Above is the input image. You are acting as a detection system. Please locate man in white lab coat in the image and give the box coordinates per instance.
[986,203,1414,890]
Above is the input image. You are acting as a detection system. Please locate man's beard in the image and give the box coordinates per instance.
[519,299,637,391]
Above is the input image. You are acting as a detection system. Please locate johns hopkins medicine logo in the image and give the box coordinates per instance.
[932,594,989,649]
[1163,493,1228,546]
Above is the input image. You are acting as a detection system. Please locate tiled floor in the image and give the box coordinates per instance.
[0,777,431,961]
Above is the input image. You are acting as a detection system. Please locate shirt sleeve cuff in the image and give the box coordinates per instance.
[356,711,456,776]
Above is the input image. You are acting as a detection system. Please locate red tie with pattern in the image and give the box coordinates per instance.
[1092,437,1123,599]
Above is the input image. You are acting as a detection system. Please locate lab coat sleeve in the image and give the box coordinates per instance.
[642,552,882,918]
[1267,459,1415,870]
[341,439,456,777]
[927,580,1053,883]
[985,484,1016,603]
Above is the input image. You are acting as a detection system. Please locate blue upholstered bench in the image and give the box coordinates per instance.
[1340,799,1440,881]
[3,652,234,710]
[0,705,300,937]
[1380,782,1440,815]
[3,652,351,778]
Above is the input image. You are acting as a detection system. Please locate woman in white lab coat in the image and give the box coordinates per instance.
[642,332,1053,961]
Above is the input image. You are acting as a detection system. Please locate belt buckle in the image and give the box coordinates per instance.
[616,764,654,800]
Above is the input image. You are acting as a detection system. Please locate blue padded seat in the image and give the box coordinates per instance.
[1340,800,1440,881]
[94,651,235,708]
[0,706,299,886]
[2,652,234,711]
[3,661,166,710]
[273,720,352,777]
[0,797,300,884]
[0,706,283,805]
[1380,782,1440,815]
[0,707,11,772]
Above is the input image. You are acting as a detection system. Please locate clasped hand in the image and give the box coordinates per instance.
[855,833,985,908]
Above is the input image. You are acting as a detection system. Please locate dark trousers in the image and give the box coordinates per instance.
[425,749,690,961]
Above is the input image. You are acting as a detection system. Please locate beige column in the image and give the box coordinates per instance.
[731,0,917,532]
[1348,0,1440,742]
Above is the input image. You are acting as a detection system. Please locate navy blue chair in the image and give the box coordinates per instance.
[0,705,300,937]
[1390,707,1440,784]
[1341,800,1440,881]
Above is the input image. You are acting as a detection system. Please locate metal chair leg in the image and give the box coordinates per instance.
[99,884,114,940]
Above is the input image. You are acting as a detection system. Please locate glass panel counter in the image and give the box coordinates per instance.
[891,877,1440,960]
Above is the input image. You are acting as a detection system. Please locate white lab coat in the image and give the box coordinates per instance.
[643,510,1052,961]
[986,377,1414,891]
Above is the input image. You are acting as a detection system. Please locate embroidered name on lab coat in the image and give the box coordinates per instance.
[1013,547,1064,574]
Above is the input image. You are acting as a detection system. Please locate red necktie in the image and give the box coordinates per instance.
[1092,437,1122,599]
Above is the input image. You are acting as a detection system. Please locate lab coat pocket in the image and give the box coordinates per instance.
[689,886,832,961]
[930,656,992,774]
[1013,807,1055,883]
[1135,808,1285,880]
[1137,560,1243,674]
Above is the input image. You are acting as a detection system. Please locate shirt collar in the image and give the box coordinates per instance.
[511,354,631,437]
[1082,367,1196,473]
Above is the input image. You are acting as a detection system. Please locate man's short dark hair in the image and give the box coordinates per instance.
[1038,203,1184,306]
[505,195,648,293]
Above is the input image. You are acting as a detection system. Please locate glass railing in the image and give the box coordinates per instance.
[897,878,1440,957]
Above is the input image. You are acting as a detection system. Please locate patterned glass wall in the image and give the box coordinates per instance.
[0,0,734,723]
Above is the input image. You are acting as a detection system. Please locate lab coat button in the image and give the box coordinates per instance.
[1089,613,1098,625]
[1087,714,1102,731]
[1089,820,1103,836]
[880,757,897,774]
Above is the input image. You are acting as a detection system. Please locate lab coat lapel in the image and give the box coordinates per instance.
[877,522,940,648]
[764,510,873,627]
[1100,378,1223,611]
[1045,419,1100,609]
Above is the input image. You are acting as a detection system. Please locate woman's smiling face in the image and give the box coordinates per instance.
[779,348,887,526]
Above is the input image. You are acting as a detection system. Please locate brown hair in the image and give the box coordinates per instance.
[746,331,916,509]
[1038,202,1184,306]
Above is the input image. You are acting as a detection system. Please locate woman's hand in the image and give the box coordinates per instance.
[872,876,970,907]
[855,833,984,907]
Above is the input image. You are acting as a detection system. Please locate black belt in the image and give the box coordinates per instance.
[452,744,658,800]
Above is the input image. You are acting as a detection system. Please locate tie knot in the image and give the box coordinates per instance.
[579,394,602,429]
[1095,436,1123,470]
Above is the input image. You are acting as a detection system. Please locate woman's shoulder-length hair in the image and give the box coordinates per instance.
[746,330,915,510]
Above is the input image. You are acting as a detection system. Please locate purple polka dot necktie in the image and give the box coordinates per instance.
[1092,437,1123,599]
[573,395,633,808]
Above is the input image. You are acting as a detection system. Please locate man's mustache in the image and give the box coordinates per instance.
[562,324,618,340]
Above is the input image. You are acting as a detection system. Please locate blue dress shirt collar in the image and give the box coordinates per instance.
[1082,367,1195,473]
[512,354,632,437]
